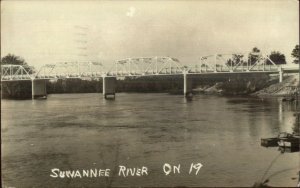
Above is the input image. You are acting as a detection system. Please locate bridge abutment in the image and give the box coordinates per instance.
[183,72,193,97]
[103,76,116,99]
[32,79,47,99]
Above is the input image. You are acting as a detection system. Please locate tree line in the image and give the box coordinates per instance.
[226,45,299,67]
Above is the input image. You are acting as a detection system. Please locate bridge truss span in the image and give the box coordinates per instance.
[107,56,184,76]
[1,53,298,100]
[35,61,107,79]
[1,53,298,82]
[187,53,280,74]
[1,64,34,81]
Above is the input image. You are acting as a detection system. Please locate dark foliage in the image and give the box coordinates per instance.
[116,76,183,94]
[292,45,299,64]
[47,79,103,94]
[1,81,32,99]
[266,51,286,65]
[226,54,245,67]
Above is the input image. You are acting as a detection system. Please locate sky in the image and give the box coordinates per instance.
[1,0,299,69]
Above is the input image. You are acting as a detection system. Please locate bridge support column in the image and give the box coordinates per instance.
[279,68,283,83]
[183,72,193,97]
[103,76,116,99]
[32,79,47,99]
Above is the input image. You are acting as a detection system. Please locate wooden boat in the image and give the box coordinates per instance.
[261,132,294,147]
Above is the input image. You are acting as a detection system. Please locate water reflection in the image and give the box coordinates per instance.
[292,112,300,134]
[278,100,298,133]
[279,101,283,123]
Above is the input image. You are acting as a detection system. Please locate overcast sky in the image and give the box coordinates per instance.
[1,0,299,68]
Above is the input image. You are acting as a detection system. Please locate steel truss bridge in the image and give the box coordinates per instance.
[1,52,299,99]
[1,53,298,81]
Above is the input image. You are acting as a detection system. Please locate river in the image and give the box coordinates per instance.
[1,93,299,187]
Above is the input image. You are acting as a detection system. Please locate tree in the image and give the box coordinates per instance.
[266,51,286,65]
[226,54,244,67]
[248,47,262,65]
[1,54,27,65]
[232,54,244,65]
[291,45,299,64]
[1,54,34,73]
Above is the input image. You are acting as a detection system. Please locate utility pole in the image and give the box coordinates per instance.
[74,25,89,62]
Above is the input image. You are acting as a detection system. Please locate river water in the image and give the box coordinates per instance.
[1,93,299,187]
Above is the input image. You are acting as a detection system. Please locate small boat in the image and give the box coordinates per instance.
[278,135,300,152]
[261,132,294,147]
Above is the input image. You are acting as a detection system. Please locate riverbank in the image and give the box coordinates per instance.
[192,74,273,96]
[253,74,299,97]
[194,74,299,97]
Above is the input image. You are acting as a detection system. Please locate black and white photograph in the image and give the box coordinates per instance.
[1,0,299,187]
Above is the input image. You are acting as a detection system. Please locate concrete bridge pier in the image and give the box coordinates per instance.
[103,76,116,99]
[32,79,47,99]
[279,68,283,83]
[183,72,193,97]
